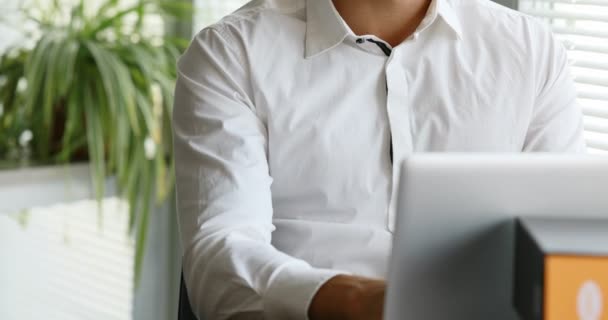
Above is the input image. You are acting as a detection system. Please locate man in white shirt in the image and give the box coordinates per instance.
[172,0,586,318]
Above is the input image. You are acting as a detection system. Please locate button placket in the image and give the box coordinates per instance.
[385,50,411,232]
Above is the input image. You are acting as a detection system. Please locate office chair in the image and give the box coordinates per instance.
[178,272,199,320]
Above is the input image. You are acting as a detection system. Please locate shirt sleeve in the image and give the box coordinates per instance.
[172,26,343,320]
[523,24,586,153]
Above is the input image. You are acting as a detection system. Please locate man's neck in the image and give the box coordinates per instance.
[332,0,432,47]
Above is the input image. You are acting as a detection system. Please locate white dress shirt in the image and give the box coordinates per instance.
[172,0,586,318]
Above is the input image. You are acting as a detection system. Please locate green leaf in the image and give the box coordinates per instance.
[134,158,153,286]
[56,38,80,96]
[83,78,106,205]
[154,129,167,202]
[56,134,87,162]
[136,0,145,31]
[86,2,147,37]
[25,33,55,158]
[125,143,143,231]
[41,35,64,149]
[157,0,194,19]
[85,41,141,136]
[164,38,188,56]
[134,89,154,134]
[58,88,82,163]
[124,44,156,82]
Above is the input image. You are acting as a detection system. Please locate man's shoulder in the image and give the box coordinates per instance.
[448,0,548,33]
[448,0,556,53]
[450,0,523,15]
[449,0,527,19]
[203,0,305,36]
[229,0,306,19]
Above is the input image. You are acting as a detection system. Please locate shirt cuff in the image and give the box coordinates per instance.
[263,264,347,320]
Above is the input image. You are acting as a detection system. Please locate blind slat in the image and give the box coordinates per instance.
[583,116,608,134]
[585,131,608,150]
[582,104,608,118]
[552,25,608,40]
[578,91,608,101]
[587,148,608,155]
[573,75,608,87]
[522,8,608,23]
[529,0,608,7]
[571,59,608,71]
[558,40,608,55]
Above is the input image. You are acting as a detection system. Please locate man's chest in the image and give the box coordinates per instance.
[243,43,534,225]
[251,44,533,163]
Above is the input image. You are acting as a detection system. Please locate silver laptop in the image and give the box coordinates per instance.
[385,154,608,320]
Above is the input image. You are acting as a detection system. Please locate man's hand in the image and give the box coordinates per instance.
[308,275,386,320]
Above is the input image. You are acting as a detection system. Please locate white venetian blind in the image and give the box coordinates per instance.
[0,198,134,320]
[519,0,608,154]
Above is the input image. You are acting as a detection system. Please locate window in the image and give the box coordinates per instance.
[519,0,608,154]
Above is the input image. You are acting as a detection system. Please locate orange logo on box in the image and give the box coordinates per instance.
[545,255,608,320]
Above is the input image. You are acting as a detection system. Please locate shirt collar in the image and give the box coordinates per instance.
[435,0,463,39]
[304,0,463,59]
[305,0,351,58]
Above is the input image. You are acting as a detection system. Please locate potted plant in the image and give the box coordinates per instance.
[0,0,190,282]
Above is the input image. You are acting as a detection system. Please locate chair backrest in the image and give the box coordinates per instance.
[178,272,199,320]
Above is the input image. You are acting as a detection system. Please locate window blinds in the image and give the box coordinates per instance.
[520,0,608,153]
[0,199,134,320]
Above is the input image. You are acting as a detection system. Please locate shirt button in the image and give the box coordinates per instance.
[412,32,419,40]
[356,38,365,44]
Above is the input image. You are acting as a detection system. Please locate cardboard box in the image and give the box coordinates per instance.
[514,217,608,320]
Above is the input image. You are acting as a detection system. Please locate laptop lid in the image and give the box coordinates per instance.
[385,154,608,320]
